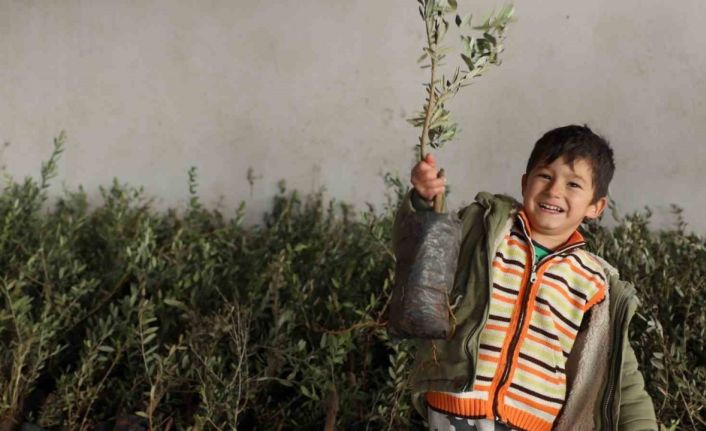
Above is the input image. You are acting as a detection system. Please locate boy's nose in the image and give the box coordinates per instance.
[545,181,562,197]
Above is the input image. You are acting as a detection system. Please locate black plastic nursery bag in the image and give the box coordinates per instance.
[389,210,462,339]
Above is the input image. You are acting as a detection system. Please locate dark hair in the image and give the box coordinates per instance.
[525,125,615,202]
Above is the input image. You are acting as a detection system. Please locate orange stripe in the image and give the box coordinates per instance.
[533,304,552,317]
[541,278,584,309]
[425,392,487,418]
[583,288,605,312]
[479,353,500,363]
[517,362,566,385]
[526,332,562,352]
[505,391,562,415]
[533,293,578,341]
[492,261,524,278]
[485,324,509,332]
[563,258,605,291]
[492,292,517,304]
[555,321,577,340]
[507,238,529,252]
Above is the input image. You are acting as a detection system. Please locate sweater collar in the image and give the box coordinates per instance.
[516,209,586,253]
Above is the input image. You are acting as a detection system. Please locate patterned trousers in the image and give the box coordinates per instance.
[427,408,517,431]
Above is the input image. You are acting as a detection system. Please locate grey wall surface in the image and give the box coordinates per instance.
[1,1,705,232]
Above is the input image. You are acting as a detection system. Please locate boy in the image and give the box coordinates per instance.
[394,125,656,431]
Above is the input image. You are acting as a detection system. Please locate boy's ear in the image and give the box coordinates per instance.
[586,196,608,219]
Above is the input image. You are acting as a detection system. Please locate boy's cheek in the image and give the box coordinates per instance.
[520,174,528,195]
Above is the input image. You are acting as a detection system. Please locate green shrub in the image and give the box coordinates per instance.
[0,136,703,430]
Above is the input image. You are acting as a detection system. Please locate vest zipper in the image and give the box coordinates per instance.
[602,378,616,431]
[492,265,537,418]
[600,324,621,431]
[600,287,630,430]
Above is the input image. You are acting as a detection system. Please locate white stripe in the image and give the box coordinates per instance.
[537,284,584,325]
[506,385,563,408]
[437,390,488,400]
[504,393,557,422]
[512,368,566,399]
[517,355,562,377]
[491,300,517,314]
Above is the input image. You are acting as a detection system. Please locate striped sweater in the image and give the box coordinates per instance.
[426,210,607,431]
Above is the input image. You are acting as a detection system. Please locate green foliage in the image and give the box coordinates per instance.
[410,1,514,154]
[0,139,704,430]
[0,142,420,430]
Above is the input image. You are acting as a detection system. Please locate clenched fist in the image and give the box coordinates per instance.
[411,153,446,201]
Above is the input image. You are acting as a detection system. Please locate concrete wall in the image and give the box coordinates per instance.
[1,0,705,232]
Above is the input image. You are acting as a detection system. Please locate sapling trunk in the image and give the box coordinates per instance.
[417,46,445,213]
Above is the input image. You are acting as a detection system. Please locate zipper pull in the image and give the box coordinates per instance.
[530,271,537,284]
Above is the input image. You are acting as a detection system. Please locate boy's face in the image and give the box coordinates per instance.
[521,156,607,248]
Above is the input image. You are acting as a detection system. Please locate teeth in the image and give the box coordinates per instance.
[539,203,563,212]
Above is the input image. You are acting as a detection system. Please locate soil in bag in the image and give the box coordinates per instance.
[389,210,462,339]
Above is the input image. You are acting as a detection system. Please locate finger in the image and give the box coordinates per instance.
[425,153,436,167]
[419,188,444,201]
[419,189,443,201]
[413,185,432,200]
[418,181,445,197]
[410,166,421,185]
[411,172,433,188]
[417,160,436,172]
[412,163,436,182]
[410,166,424,185]
[412,160,427,175]
[416,177,445,190]
[427,178,446,189]
[430,186,445,196]
[422,168,440,182]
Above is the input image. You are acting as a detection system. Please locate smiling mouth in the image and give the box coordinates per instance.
[539,203,564,213]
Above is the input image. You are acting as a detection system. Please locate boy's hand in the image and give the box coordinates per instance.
[411,154,446,201]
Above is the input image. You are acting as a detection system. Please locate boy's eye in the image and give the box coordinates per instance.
[538,174,551,180]
[568,182,581,189]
